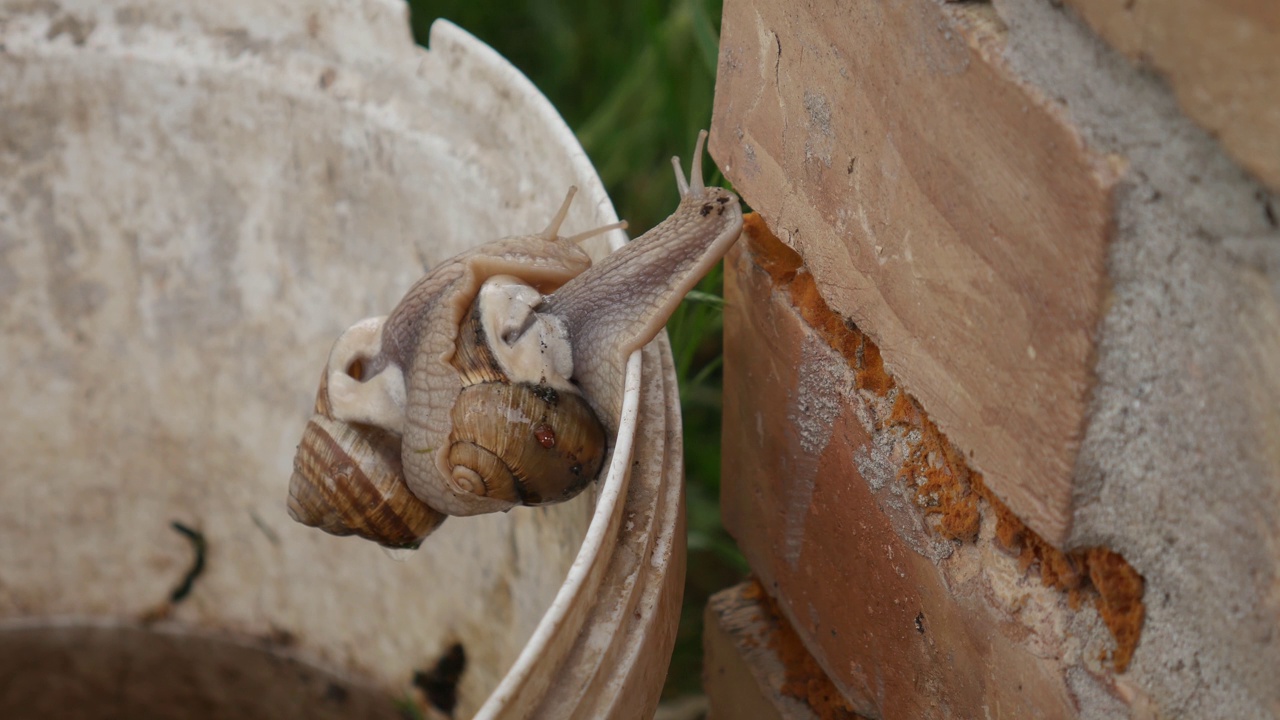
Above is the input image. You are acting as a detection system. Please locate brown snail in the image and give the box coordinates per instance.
[287,131,743,549]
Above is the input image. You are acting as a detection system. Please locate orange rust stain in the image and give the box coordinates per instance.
[856,339,894,397]
[888,391,920,427]
[741,214,1145,672]
[970,475,1145,672]
[902,412,984,543]
[745,578,867,720]
[1087,547,1146,671]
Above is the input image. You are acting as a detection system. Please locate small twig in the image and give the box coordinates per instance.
[169,521,207,603]
[249,510,281,545]
[682,290,726,308]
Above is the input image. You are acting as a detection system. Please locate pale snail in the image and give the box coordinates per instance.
[287,131,744,549]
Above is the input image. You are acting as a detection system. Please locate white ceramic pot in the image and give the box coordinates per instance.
[0,2,685,718]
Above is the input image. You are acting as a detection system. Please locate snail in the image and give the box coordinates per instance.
[287,130,743,549]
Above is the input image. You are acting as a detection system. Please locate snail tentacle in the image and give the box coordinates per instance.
[541,129,743,424]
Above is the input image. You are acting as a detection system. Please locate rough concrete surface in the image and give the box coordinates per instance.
[0,7,595,712]
[996,1,1280,717]
[714,0,1279,714]
[1058,0,1280,196]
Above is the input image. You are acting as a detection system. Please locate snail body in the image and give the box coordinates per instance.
[288,131,743,548]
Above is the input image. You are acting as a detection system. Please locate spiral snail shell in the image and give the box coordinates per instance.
[288,131,743,548]
[287,318,446,549]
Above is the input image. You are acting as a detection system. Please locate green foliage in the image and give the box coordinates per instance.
[406,0,744,699]
[409,0,722,233]
[394,695,426,720]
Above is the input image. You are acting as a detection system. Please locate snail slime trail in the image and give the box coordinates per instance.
[287,130,743,548]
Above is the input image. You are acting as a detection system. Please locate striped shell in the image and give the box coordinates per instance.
[287,321,445,549]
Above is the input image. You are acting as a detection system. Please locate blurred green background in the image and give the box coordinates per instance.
[404,0,746,701]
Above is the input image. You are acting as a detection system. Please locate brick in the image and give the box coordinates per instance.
[710,0,1118,547]
[703,582,841,720]
[719,224,1105,719]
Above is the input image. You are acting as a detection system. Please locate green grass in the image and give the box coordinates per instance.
[406,0,745,700]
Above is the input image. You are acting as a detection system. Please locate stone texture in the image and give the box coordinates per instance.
[995,2,1280,716]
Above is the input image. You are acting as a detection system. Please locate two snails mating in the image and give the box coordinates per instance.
[287,131,743,549]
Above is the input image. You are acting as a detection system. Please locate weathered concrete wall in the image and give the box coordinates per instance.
[708,0,1280,717]
[997,1,1280,716]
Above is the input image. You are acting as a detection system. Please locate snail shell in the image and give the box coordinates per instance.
[287,318,446,549]
[438,280,607,507]
[287,130,743,548]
